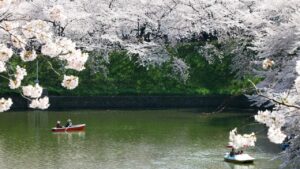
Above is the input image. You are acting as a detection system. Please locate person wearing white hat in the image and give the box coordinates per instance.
[65,119,72,127]
[56,120,62,128]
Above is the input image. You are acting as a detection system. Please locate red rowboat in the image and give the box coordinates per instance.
[51,124,86,132]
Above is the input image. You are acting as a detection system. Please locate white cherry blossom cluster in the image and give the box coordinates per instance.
[22,83,50,110]
[262,58,275,70]
[64,52,89,71]
[61,75,79,90]
[267,126,287,144]
[255,110,286,144]
[228,128,256,149]
[22,83,43,98]
[41,42,61,58]
[22,20,51,43]
[0,3,88,111]
[47,5,66,23]
[0,0,12,9]
[29,96,49,110]
[255,110,285,128]
[20,50,37,62]
[9,65,27,89]
[0,98,13,112]
[42,37,89,71]
[0,44,13,73]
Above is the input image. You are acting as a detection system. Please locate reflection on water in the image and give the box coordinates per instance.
[226,163,255,169]
[0,109,281,169]
[53,132,86,144]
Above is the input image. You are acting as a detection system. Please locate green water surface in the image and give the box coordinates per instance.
[0,109,281,169]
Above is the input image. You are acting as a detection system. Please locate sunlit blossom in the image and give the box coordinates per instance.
[22,83,43,98]
[48,5,66,22]
[14,65,27,80]
[65,52,89,71]
[41,42,61,58]
[0,44,13,62]
[8,79,21,89]
[56,37,76,55]
[0,98,12,112]
[20,50,37,62]
[61,75,79,90]
[36,32,53,44]
[267,127,286,144]
[22,20,51,43]
[255,110,285,128]
[262,58,275,70]
[228,128,256,149]
[29,96,50,110]
[22,22,35,38]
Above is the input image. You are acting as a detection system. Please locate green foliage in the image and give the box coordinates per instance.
[0,43,257,96]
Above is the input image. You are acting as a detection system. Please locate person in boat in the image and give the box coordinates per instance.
[65,119,72,127]
[229,148,235,157]
[282,134,294,150]
[56,121,62,128]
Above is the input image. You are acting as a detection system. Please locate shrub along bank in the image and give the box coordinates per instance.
[0,43,259,96]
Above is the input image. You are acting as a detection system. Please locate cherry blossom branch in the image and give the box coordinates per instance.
[0,74,10,80]
[19,90,31,101]
[47,61,61,76]
[248,79,300,109]
[258,94,300,109]
[0,25,28,47]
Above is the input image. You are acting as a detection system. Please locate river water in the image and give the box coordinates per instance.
[0,109,281,169]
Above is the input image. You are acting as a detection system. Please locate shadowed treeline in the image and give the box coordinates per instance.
[0,43,259,96]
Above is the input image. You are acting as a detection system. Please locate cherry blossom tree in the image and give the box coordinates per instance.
[75,0,299,167]
[228,128,256,150]
[0,1,89,111]
[241,1,300,168]
[0,0,299,167]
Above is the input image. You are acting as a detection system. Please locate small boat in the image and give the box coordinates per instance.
[224,153,255,164]
[51,124,86,132]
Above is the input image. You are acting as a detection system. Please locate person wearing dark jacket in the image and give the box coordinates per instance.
[56,121,62,128]
[229,148,235,157]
